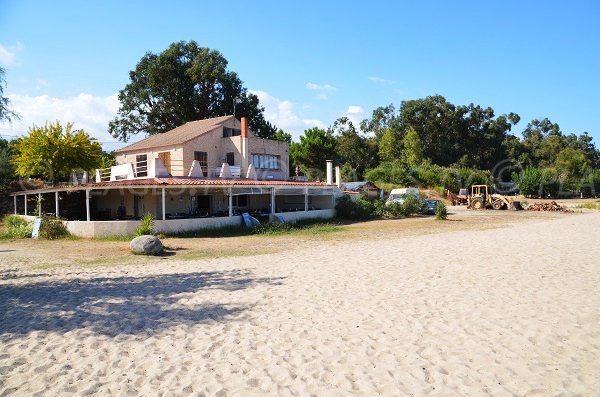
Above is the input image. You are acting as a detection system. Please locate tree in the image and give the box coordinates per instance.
[332,117,372,179]
[109,40,274,141]
[0,67,20,123]
[513,166,543,197]
[12,122,103,184]
[273,128,292,143]
[378,127,399,162]
[401,127,424,168]
[360,104,397,141]
[292,127,337,180]
[555,147,590,181]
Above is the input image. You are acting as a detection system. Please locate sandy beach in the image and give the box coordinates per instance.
[1,210,599,396]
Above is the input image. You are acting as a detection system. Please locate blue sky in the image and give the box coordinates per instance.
[1,0,599,150]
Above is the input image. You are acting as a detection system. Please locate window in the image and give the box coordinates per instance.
[194,151,208,175]
[226,152,235,166]
[222,127,241,137]
[232,195,248,207]
[251,154,280,170]
[135,154,148,177]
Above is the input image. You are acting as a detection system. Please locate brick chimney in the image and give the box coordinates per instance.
[241,117,248,138]
[240,117,249,175]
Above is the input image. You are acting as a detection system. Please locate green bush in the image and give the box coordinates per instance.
[134,212,155,236]
[580,170,600,197]
[1,215,33,239]
[435,201,448,220]
[380,194,427,218]
[40,216,70,239]
[335,195,376,220]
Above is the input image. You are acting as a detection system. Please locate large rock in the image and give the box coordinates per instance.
[130,235,163,255]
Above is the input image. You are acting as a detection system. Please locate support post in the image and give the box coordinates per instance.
[24,195,27,215]
[271,188,276,214]
[161,188,166,220]
[304,187,308,212]
[55,191,59,217]
[38,193,42,216]
[228,187,233,217]
[85,189,91,221]
[14,195,17,215]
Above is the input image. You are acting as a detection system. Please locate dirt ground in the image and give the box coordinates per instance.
[1,204,594,270]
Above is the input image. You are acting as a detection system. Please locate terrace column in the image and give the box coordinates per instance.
[304,187,308,212]
[24,195,27,215]
[55,191,59,217]
[13,195,17,215]
[271,188,276,214]
[38,193,42,216]
[161,188,166,220]
[85,189,91,221]
[228,187,233,217]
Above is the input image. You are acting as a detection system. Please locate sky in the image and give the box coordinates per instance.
[0,0,599,151]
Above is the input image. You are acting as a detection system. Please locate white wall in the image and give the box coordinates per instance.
[274,209,335,224]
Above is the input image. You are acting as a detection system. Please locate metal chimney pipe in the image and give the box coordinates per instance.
[326,160,333,185]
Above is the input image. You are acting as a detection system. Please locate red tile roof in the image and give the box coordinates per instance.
[14,178,334,194]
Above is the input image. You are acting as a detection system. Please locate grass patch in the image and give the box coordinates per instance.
[575,203,599,210]
[92,235,136,242]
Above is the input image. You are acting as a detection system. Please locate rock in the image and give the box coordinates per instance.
[130,235,163,255]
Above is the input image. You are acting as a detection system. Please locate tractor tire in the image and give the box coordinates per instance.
[472,198,485,210]
[492,201,503,210]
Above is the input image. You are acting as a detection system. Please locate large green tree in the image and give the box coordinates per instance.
[12,122,103,184]
[109,41,275,141]
[378,127,400,162]
[291,127,337,180]
[0,67,19,123]
[401,127,424,168]
[331,117,374,179]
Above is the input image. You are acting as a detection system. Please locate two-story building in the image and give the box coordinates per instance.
[10,115,341,237]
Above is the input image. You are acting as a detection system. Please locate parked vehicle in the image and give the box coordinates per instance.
[387,188,420,205]
[424,199,442,214]
[467,185,523,210]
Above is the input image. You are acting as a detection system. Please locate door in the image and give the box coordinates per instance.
[158,151,171,175]
[196,195,210,217]
[133,195,144,218]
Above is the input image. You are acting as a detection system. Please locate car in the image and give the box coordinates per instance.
[424,199,442,214]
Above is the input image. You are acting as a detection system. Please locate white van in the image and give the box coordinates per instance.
[387,188,420,204]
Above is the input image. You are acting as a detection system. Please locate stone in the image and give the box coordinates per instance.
[130,235,163,255]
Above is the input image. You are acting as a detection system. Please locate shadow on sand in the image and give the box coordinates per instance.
[0,269,283,338]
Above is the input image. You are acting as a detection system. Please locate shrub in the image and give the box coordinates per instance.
[380,194,427,218]
[513,167,543,197]
[40,216,70,239]
[435,201,448,220]
[335,195,376,220]
[1,215,33,239]
[580,170,600,198]
[134,212,155,236]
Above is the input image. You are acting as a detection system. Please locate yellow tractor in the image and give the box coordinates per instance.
[467,185,523,210]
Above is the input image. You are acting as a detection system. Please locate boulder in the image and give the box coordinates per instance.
[130,235,163,255]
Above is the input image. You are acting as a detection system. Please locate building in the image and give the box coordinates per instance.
[11,115,341,237]
[341,181,383,200]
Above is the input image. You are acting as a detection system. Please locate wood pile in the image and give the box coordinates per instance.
[526,201,570,212]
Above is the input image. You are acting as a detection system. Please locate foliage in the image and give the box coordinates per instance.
[134,212,155,236]
[401,127,424,167]
[435,201,448,220]
[290,127,337,180]
[335,195,376,220]
[332,117,374,179]
[580,170,600,197]
[39,216,70,239]
[381,194,428,218]
[100,151,116,169]
[0,67,20,123]
[11,121,103,184]
[1,215,32,239]
[512,167,543,197]
[273,129,292,143]
[109,40,274,141]
[378,127,400,162]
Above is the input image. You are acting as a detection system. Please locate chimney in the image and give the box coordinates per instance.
[241,117,248,138]
[326,160,333,185]
[335,166,341,188]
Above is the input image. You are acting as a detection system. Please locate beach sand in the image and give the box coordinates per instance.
[1,211,599,396]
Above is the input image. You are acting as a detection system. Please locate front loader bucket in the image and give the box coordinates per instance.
[510,201,523,211]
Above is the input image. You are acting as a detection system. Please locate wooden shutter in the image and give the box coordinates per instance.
[158,151,171,175]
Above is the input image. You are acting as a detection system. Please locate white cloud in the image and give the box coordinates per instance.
[368,76,397,85]
[306,82,337,92]
[346,105,364,115]
[0,42,24,66]
[250,89,324,139]
[1,92,132,150]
